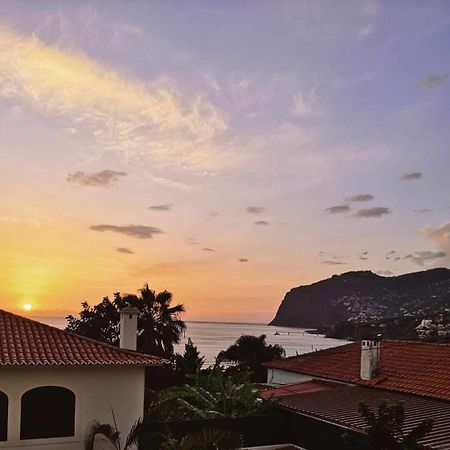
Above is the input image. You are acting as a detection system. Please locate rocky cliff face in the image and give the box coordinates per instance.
[269,268,450,329]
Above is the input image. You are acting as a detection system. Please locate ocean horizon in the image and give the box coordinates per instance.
[35,316,348,366]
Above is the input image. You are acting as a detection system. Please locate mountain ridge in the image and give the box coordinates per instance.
[269,268,450,339]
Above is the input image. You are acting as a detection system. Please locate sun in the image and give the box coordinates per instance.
[23,303,32,311]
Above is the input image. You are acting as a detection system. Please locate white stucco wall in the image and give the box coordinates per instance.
[0,366,145,450]
[267,368,314,385]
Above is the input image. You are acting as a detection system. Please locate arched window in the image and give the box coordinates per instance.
[20,386,75,440]
[0,391,7,441]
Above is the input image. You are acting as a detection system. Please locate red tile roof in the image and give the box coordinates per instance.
[260,380,339,399]
[275,385,450,450]
[0,309,166,367]
[264,340,450,402]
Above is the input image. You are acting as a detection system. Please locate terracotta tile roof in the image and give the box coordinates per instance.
[0,309,166,367]
[275,385,450,450]
[264,340,450,402]
[260,380,340,399]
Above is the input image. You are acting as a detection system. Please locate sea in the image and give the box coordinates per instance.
[36,317,348,366]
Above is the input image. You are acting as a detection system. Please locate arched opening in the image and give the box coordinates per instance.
[20,386,75,440]
[0,391,7,441]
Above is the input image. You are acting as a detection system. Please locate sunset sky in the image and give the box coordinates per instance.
[0,1,449,322]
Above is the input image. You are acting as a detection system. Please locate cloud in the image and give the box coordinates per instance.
[359,256,368,260]
[89,224,163,239]
[414,208,432,214]
[347,194,374,202]
[377,270,394,277]
[405,251,447,266]
[116,247,134,254]
[66,170,127,188]
[422,222,450,256]
[355,207,391,218]
[207,211,220,220]
[400,172,422,180]
[254,220,269,226]
[0,26,226,170]
[202,247,215,252]
[238,258,248,263]
[148,204,173,211]
[291,88,318,117]
[325,205,350,214]
[322,260,347,265]
[247,206,266,214]
[419,74,448,89]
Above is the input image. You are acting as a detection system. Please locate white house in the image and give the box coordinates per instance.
[0,308,166,450]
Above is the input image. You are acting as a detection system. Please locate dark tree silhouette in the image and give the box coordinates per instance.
[66,284,185,358]
[216,334,285,382]
[342,400,434,450]
[174,338,205,375]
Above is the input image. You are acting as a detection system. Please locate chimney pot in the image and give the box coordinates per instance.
[119,307,139,350]
[360,338,381,380]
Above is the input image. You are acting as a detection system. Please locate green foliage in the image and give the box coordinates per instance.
[147,367,265,421]
[161,429,243,450]
[216,334,285,382]
[174,338,205,375]
[342,401,434,450]
[66,284,185,358]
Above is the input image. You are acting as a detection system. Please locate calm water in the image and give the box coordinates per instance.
[36,317,347,366]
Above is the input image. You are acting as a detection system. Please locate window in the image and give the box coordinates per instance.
[20,386,75,440]
[0,391,7,441]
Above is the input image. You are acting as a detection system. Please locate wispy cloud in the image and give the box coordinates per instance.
[404,250,447,266]
[414,208,432,214]
[202,247,215,252]
[0,26,226,170]
[355,207,391,218]
[247,206,266,214]
[207,211,220,220]
[377,270,394,277]
[291,88,318,117]
[67,170,127,188]
[116,247,134,254]
[422,222,450,256]
[400,172,422,180]
[254,220,269,226]
[89,224,163,239]
[238,258,248,263]
[322,260,347,265]
[419,74,448,89]
[148,204,173,211]
[325,205,350,214]
[347,194,374,202]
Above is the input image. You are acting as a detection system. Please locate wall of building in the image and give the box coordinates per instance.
[0,366,145,450]
[267,368,314,385]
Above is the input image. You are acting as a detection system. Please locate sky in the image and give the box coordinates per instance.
[0,0,449,322]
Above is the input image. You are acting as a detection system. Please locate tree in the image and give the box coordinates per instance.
[66,284,185,358]
[342,401,434,450]
[174,338,205,375]
[216,334,285,382]
[161,429,243,450]
[146,367,265,421]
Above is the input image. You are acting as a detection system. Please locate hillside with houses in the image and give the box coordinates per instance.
[270,268,450,341]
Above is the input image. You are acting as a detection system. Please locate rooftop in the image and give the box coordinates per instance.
[264,340,450,402]
[273,384,450,450]
[0,309,166,367]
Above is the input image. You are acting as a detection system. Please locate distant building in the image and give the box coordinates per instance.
[263,340,450,449]
[0,308,165,450]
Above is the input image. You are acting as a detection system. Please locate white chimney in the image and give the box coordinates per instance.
[119,307,139,350]
[360,339,381,380]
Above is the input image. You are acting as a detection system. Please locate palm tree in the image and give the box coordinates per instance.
[66,284,185,358]
[342,401,434,450]
[217,335,285,382]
